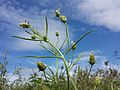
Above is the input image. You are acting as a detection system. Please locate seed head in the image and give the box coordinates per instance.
[20,21,30,28]
[37,62,46,71]
[55,9,60,17]
[89,52,96,65]
[60,15,67,23]
[56,32,59,37]
[31,35,36,40]
[72,43,77,50]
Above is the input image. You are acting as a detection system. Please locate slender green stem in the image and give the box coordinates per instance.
[48,41,70,90]
[87,65,93,90]
[56,58,59,82]
[87,65,93,79]
[69,50,74,67]
[43,71,50,88]
[65,23,70,67]
[57,36,59,48]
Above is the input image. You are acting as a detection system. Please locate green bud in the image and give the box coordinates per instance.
[37,62,46,71]
[55,9,60,17]
[89,52,96,65]
[60,15,67,23]
[20,22,30,28]
[72,43,76,50]
[56,32,59,36]
[43,35,48,42]
[31,35,36,40]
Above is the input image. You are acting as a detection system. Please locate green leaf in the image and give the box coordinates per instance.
[64,30,95,55]
[45,16,48,36]
[59,39,66,50]
[21,56,62,59]
[30,27,42,38]
[69,53,82,71]
[12,36,42,41]
[25,30,32,35]
[73,53,82,66]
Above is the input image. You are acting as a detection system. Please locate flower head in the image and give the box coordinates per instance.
[20,21,30,28]
[55,9,60,17]
[31,35,36,40]
[60,15,67,23]
[56,32,59,37]
[89,52,96,65]
[37,62,46,71]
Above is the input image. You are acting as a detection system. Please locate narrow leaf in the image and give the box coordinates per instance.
[25,30,32,35]
[45,16,48,36]
[64,30,95,55]
[21,56,62,59]
[12,36,42,41]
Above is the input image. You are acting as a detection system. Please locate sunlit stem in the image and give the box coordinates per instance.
[57,36,59,48]
[56,58,59,82]
[48,41,70,90]
[69,50,74,67]
[65,23,70,66]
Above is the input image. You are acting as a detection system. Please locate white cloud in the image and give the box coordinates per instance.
[0,1,68,51]
[67,0,120,32]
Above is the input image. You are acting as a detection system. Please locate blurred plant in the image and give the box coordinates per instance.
[0,50,9,90]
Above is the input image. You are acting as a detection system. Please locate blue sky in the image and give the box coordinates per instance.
[0,0,120,76]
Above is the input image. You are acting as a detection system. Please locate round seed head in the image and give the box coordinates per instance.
[56,32,59,36]
[31,35,36,40]
[60,15,67,23]
[20,22,30,29]
[55,9,60,17]
[37,62,46,71]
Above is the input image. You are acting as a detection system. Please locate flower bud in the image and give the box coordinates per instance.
[72,43,76,50]
[56,32,59,37]
[89,52,96,65]
[55,9,60,17]
[20,21,30,29]
[37,62,46,71]
[43,36,48,42]
[31,35,36,40]
[60,15,67,23]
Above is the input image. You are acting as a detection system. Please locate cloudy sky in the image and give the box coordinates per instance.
[0,0,120,77]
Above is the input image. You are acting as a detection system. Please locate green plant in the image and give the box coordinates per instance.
[13,9,94,90]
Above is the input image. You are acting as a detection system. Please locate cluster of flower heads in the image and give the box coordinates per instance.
[54,8,67,23]
[19,9,96,72]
